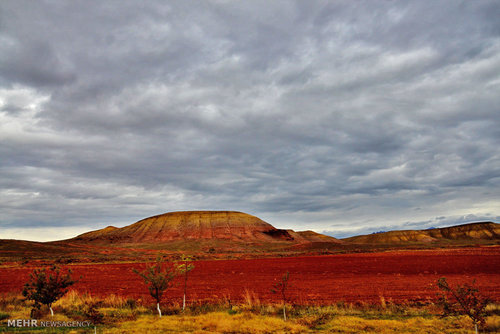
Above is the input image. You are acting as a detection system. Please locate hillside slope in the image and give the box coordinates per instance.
[1,218,498,263]
[72,211,343,247]
[343,222,500,244]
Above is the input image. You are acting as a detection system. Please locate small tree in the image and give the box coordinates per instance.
[176,255,195,311]
[436,277,490,334]
[133,257,177,317]
[271,271,290,321]
[22,265,76,317]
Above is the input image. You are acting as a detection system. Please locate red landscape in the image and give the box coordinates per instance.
[2,247,499,305]
[1,211,500,332]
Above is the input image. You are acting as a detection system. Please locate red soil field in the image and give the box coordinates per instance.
[1,247,499,305]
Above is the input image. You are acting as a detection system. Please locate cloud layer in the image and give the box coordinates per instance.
[1,1,499,240]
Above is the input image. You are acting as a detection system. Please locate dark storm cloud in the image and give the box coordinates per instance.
[0,0,499,240]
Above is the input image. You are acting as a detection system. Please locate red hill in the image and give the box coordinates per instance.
[72,211,342,249]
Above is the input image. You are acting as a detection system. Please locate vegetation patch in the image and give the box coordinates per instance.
[1,291,499,333]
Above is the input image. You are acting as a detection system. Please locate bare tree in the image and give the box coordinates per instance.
[437,277,490,334]
[176,255,195,311]
[271,271,290,321]
[22,265,76,317]
[133,257,177,317]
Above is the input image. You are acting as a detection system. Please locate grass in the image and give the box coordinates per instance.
[0,291,499,333]
[104,312,307,334]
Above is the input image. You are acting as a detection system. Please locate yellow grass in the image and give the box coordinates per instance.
[324,315,476,333]
[242,289,261,310]
[54,290,130,309]
[105,312,307,334]
[1,292,499,333]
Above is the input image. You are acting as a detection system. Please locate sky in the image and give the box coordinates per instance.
[1,1,499,241]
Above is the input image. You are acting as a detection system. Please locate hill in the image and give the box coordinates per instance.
[1,215,498,264]
[75,211,282,243]
[75,226,118,240]
[70,211,342,252]
[342,221,500,244]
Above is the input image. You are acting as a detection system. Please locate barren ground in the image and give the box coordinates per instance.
[1,247,498,305]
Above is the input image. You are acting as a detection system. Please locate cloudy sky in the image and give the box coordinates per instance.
[1,1,499,241]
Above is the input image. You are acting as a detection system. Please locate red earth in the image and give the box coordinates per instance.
[1,247,499,305]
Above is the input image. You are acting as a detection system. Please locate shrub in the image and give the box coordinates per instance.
[271,271,290,321]
[81,300,104,324]
[175,255,195,311]
[436,277,491,334]
[133,257,177,317]
[22,265,76,317]
[125,298,137,309]
[0,312,9,321]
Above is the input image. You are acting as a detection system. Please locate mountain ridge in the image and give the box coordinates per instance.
[1,214,498,263]
[342,221,499,244]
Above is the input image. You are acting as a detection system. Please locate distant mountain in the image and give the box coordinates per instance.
[342,222,500,244]
[1,215,498,263]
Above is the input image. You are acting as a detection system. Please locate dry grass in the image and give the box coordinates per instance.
[106,312,306,334]
[0,291,499,333]
[323,315,476,333]
[242,289,261,310]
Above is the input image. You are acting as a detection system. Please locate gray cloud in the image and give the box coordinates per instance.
[0,0,499,240]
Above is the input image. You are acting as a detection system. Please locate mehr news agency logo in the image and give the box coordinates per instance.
[7,318,93,328]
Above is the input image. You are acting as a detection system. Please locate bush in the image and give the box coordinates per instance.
[125,298,137,309]
[82,300,104,324]
[271,271,290,321]
[22,265,76,317]
[133,257,177,317]
[437,277,491,334]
